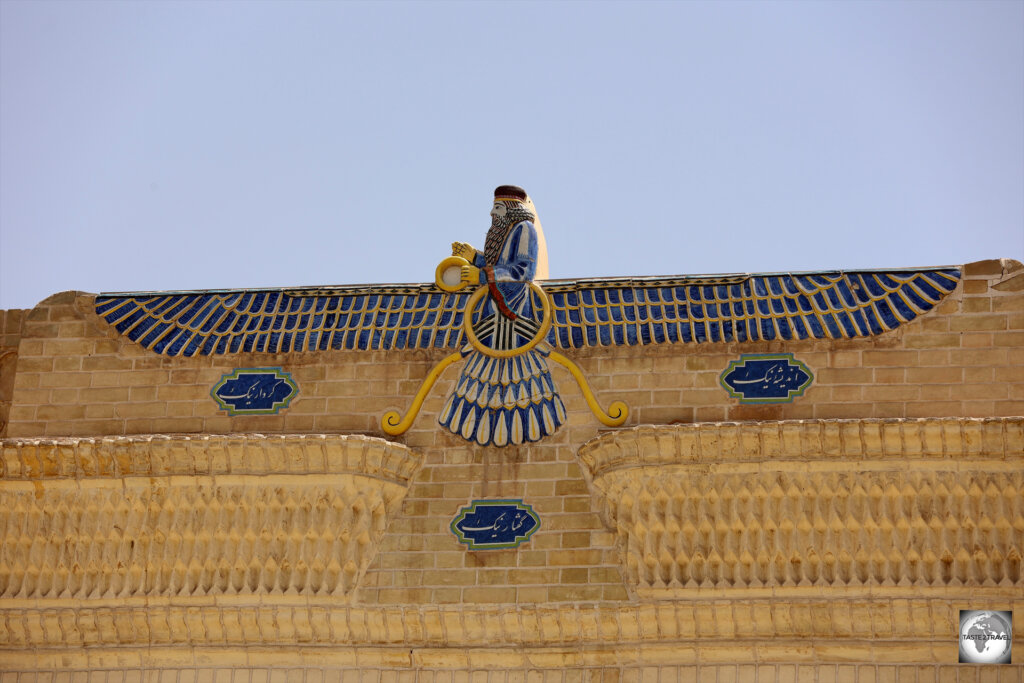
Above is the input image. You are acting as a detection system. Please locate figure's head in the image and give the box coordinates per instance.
[484,184,547,275]
[491,185,534,230]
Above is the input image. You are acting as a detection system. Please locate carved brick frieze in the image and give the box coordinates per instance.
[579,418,1024,597]
[1,433,419,481]
[0,435,417,601]
[579,417,1024,477]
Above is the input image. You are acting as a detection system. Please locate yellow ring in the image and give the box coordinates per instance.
[435,256,471,292]
[462,282,552,358]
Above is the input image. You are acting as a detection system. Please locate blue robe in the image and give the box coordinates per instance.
[438,221,566,447]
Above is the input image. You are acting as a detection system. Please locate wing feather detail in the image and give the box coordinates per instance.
[96,285,472,357]
[546,268,960,349]
[95,268,960,357]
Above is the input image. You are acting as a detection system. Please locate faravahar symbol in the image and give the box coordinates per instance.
[382,185,627,447]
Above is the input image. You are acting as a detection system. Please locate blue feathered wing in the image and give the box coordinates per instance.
[95,268,961,357]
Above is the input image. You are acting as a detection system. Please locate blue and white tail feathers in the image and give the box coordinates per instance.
[439,348,566,447]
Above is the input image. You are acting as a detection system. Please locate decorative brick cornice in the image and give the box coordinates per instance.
[1,433,418,483]
[579,417,1024,477]
[0,434,418,602]
[579,418,1024,597]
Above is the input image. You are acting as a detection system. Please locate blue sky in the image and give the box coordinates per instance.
[1,0,1021,310]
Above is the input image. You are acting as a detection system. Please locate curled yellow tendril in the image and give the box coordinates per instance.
[385,267,628,436]
[381,351,463,436]
[548,351,629,427]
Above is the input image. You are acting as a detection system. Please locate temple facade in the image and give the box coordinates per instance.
[0,257,1021,681]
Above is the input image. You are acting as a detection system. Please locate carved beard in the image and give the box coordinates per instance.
[484,203,536,266]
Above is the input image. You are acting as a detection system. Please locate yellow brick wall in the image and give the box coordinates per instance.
[1,660,1021,682]
[580,418,1023,600]
[1,260,1022,676]
[357,435,629,605]
[3,260,1022,440]
[0,435,416,603]
[0,307,27,438]
[0,657,1022,682]
[1,420,1020,674]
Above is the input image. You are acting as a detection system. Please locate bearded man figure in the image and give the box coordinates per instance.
[438,185,566,447]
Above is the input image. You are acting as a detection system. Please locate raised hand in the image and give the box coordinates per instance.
[451,242,478,260]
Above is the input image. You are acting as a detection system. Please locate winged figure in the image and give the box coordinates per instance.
[436,185,566,446]
[95,186,960,447]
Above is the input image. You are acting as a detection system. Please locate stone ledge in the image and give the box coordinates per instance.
[0,433,418,483]
[579,417,1024,477]
[8,645,1024,672]
[1,598,1021,648]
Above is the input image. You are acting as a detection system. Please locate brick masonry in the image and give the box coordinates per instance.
[3,260,1022,440]
[0,307,26,438]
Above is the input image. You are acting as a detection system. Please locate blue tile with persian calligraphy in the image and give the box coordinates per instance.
[720,354,813,404]
[211,367,298,416]
[450,500,540,550]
